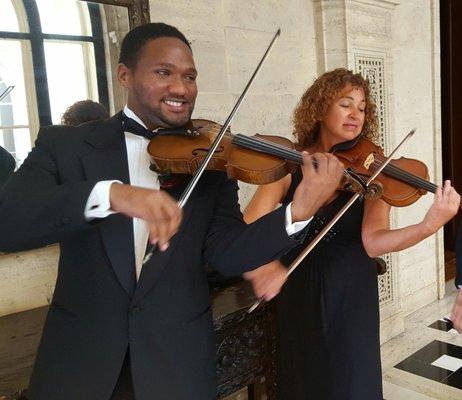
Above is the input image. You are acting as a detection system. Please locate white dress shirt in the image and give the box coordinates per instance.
[84,106,310,279]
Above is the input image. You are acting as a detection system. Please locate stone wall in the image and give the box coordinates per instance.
[390,0,444,315]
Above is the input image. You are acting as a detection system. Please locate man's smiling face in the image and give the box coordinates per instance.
[118,37,197,130]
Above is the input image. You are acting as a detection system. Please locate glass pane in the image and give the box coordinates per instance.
[44,41,97,124]
[0,0,20,32]
[36,0,92,36]
[0,40,29,126]
[0,128,31,167]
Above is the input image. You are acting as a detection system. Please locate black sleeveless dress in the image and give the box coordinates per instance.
[276,168,383,399]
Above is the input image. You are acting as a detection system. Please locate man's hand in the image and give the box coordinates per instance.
[243,261,287,301]
[450,289,462,334]
[422,180,460,235]
[291,152,344,222]
[109,183,182,251]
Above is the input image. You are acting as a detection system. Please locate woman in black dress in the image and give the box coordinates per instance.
[243,68,460,399]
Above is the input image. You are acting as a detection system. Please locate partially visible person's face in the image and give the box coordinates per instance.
[319,84,366,148]
[118,37,197,129]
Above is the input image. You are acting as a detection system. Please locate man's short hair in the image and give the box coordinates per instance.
[119,22,191,69]
[61,100,110,126]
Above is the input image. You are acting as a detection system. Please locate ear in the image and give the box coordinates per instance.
[117,63,132,89]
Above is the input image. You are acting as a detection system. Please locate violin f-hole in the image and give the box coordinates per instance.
[192,145,225,156]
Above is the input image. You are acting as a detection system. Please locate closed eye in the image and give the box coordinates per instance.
[155,69,170,76]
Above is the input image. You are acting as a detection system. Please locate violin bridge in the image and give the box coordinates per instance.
[364,153,375,170]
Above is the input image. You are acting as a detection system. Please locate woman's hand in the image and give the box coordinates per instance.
[422,180,460,235]
[243,260,287,301]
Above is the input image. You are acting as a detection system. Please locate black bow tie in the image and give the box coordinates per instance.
[121,113,156,139]
[122,112,200,140]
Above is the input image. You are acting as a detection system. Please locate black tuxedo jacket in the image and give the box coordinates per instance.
[0,113,298,400]
[0,145,15,185]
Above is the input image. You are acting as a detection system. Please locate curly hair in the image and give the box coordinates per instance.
[293,68,378,149]
[61,100,109,126]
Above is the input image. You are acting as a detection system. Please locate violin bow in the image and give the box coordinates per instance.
[143,28,281,264]
[248,128,416,313]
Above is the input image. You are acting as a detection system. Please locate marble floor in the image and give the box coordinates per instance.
[381,281,462,399]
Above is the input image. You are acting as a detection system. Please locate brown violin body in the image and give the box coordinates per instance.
[332,139,433,207]
[148,119,297,185]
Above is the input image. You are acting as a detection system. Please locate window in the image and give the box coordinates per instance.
[0,0,108,165]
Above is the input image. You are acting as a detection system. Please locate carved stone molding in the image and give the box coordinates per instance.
[355,53,389,149]
[355,52,397,307]
[349,0,400,10]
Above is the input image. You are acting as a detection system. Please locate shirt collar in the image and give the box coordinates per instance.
[123,105,148,129]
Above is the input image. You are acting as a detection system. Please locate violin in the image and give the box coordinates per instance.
[331,137,436,207]
[147,119,436,207]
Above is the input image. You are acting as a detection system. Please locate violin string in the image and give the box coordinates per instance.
[231,134,354,180]
[374,162,436,192]
[234,134,302,162]
[205,125,303,163]
[371,155,437,192]
[235,134,355,181]
[204,126,354,182]
[372,155,437,191]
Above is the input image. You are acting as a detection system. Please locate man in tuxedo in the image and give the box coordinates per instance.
[0,145,15,185]
[0,23,344,400]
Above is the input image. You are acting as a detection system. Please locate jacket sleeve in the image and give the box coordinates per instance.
[0,128,99,252]
[203,175,300,277]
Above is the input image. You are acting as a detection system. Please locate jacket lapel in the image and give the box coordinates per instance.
[131,181,194,305]
[81,113,136,296]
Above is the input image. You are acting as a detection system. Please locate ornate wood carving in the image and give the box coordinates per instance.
[81,0,150,27]
[213,281,277,399]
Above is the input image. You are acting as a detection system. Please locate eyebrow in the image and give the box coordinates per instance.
[155,62,197,74]
[343,96,366,102]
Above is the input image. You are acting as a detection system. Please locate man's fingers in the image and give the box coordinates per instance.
[324,153,344,180]
[149,225,159,245]
[157,212,179,251]
[301,151,315,177]
[312,152,328,175]
[441,180,451,203]
[156,221,170,251]
[435,185,443,203]
[148,206,182,251]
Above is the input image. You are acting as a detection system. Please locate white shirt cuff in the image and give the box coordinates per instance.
[84,180,122,220]
[285,202,312,236]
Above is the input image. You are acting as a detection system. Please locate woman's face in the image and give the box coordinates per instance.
[319,84,366,148]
